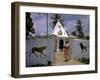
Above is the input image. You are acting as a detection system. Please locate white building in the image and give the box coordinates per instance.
[52,20,89,60]
[52,20,70,51]
[53,20,69,38]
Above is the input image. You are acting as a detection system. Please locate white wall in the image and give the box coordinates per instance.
[0,0,100,80]
[71,39,89,59]
[26,38,55,66]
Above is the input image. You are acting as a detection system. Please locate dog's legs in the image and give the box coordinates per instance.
[85,47,87,52]
[29,52,32,57]
[40,52,42,58]
[81,49,83,54]
[33,52,38,57]
[42,54,47,57]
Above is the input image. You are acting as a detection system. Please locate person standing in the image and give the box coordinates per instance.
[63,41,71,62]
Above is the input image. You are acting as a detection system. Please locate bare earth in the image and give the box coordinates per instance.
[54,51,84,66]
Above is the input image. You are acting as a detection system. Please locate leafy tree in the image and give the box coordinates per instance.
[26,12,35,36]
[76,20,84,38]
[71,31,76,36]
[51,14,64,29]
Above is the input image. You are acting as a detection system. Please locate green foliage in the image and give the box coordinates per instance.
[71,20,89,40]
[26,12,35,36]
[78,58,89,64]
[76,20,84,38]
[77,36,90,40]
[85,36,89,40]
[71,31,76,36]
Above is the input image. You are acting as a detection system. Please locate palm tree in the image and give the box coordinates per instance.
[51,14,64,29]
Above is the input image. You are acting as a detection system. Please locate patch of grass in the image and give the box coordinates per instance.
[78,58,89,64]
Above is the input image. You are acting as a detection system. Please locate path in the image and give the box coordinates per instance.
[54,51,84,66]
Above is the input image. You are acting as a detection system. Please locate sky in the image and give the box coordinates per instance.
[30,12,90,36]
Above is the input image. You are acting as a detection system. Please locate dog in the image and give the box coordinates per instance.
[27,46,47,57]
[79,43,87,53]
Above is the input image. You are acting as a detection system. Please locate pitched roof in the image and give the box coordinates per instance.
[53,21,69,38]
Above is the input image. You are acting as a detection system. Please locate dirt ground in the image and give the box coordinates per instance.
[54,50,84,66]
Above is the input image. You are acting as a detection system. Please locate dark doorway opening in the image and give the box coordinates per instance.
[59,39,64,50]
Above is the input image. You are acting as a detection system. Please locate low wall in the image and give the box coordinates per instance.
[70,39,89,60]
[26,37,55,67]
[26,37,89,67]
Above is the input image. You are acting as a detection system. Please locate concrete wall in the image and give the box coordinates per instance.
[26,37,89,67]
[26,37,55,67]
[70,39,89,60]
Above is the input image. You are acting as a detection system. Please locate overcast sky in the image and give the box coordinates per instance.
[30,12,90,36]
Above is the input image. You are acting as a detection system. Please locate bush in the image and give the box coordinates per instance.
[78,58,89,64]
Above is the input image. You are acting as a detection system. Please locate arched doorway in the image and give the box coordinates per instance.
[59,39,64,50]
